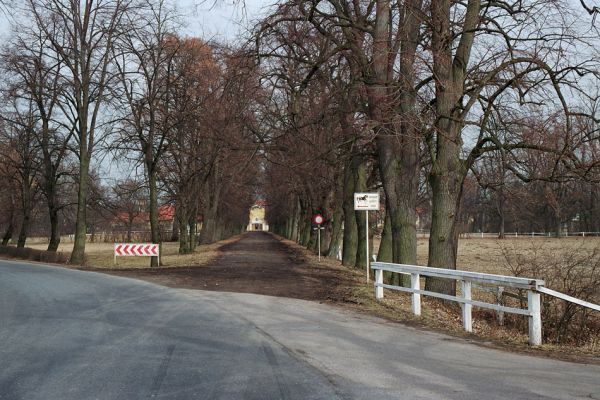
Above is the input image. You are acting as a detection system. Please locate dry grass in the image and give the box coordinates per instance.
[293,236,600,361]
[372,236,600,275]
[26,236,241,269]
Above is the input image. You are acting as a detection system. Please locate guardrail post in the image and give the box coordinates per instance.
[375,268,384,300]
[411,273,421,316]
[528,290,542,346]
[496,286,504,326]
[461,280,472,332]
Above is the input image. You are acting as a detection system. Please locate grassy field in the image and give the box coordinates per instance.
[26,238,240,269]
[24,234,600,272]
[369,236,600,275]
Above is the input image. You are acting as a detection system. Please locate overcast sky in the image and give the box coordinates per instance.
[0,0,274,182]
[0,0,273,42]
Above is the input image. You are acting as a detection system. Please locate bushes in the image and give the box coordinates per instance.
[500,240,600,345]
[0,246,70,264]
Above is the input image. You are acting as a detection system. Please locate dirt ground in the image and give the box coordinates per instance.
[99,231,358,301]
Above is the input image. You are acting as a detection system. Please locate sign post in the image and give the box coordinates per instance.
[354,193,380,283]
[313,214,324,261]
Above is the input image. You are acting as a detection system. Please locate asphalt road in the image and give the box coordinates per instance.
[1,260,599,400]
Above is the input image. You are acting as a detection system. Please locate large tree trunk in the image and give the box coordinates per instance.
[291,197,300,241]
[17,177,32,248]
[148,168,161,267]
[70,152,90,264]
[369,0,422,270]
[426,0,479,294]
[378,211,392,262]
[17,218,29,248]
[45,173,62,252]
[47,205,61,252]
[427,145,466,294]
[342,159,358,266]
[188,207,197,251]
[326,203,343,259]
[2,218,14,246]
[497,186,505,239]
[376,135,419,267]
[378,211,402,285]
[354,156,368,269]
[201,195,219,244]
[177,208,190,254]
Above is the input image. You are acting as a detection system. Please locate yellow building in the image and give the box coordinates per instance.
[247,201,269,231]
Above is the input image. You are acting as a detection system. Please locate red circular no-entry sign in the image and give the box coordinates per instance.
[313,214,324,225]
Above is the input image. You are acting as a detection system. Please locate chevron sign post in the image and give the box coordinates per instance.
[114,243,159,265]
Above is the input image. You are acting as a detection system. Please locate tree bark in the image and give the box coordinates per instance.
[17,175,32,248]
[2,218,14,246]
[426,0,479,294]
[354,156,368,269]
[47,205,61,252]
[177,208,190,254]
[70,153,90,264]
[148,168,160,267]
[342,159,358,266]
[326,203,343,258]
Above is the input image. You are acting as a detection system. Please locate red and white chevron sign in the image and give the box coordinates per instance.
[114,243,159,257]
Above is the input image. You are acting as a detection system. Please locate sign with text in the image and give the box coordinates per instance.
[354,193,380,211]
[114,243,159,257]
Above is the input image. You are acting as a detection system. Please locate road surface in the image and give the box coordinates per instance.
[1,259,599,399]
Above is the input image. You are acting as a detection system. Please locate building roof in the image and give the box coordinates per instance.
[112,204,178,224]
[254,199,268,207]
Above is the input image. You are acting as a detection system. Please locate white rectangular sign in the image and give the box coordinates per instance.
[114,243,159,257]
[354,192,380,211]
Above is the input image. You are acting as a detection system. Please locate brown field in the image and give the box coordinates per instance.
[24,235,600,273]
[369,236,600,275]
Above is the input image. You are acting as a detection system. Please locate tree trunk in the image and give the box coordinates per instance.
[369,0,422,269]
[426,0,478,294]
[354,156,368,269]
[2,219,14,246]
[148,168,160,267]
[70,153,90,265]
[342,159,358,266]
[378,211,393,262]
[291,197,300,241]
[326,203,343,258]
[177,209,189,254]
[45,176,62,252]
[188,217,197,252]
[17,178,32,248]
[427,150,465,294]
[498,186,505,239]
[47,205,61,252]
[378,211,401,285]
[376,135,419,267]
[171,215,180,241]
[127,219,133,243]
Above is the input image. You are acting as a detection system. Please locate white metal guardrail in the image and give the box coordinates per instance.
[371,262,600,346]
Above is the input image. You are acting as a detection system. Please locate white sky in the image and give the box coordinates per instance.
[175,0,274,40]
[0,0,274,182]
[0,0,274,42]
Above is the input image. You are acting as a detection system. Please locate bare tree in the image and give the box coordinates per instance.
[2,22,73,251]
[26,0,132,264]
[113,0,180,266]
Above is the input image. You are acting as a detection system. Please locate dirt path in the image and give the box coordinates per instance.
[102,232,354,301]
